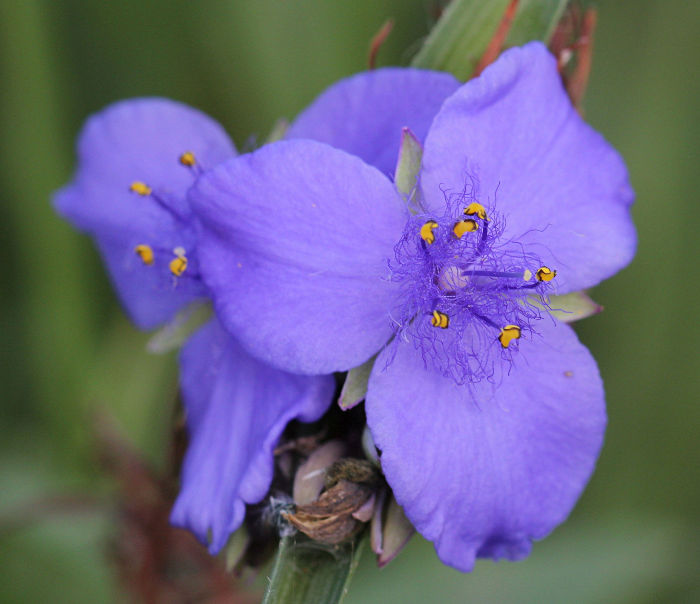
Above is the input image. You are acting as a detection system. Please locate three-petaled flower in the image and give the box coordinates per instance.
[191,43,636,570]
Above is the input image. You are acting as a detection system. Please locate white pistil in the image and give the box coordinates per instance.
[438,265,470,291]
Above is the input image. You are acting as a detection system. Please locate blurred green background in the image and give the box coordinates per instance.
[1,1,698,602]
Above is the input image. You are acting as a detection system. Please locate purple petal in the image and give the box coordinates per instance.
[55,98,235,233]
[421,42,636,293]
[191,140,407,374]
[366,319,606,571]
[170,319,334,554]
[53,99,236,328]
[288,69,459,175]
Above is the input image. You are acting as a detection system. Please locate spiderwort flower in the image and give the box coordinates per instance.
[52,99,335,553]
[191,43,636,571]
[54,99,236,328]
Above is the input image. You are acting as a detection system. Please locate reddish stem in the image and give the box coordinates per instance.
[568,7,597,109]
[368,18,395,70]
[474,0,520,77]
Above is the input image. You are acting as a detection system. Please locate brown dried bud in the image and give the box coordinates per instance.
[284,479,373,544]
[284,458,381,545]
[324,458,380,489]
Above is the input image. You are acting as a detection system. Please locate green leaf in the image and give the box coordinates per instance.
[504,0,568,47]
[411,0,511,79]
[411,0,569,80]
[263,535,364,604]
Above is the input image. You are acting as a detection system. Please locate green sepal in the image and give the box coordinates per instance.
[393,128,424,214]
[377,495,415,568]
[361,427,380,468]
[262,535,364,604]
[338,355,377,410]
[266,118,290,143]
[146,301,213,354]
[223,525,250,572]
[531,291,603,323]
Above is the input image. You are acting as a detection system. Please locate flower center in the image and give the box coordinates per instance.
[390,198,555,384]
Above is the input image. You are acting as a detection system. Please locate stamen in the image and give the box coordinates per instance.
[452,219,478,238]
[134,244,154,266]
[476,219,489,255]
[170,256,187,277]
[430,310,449,329]
[129,183,189,224]
[498,325,521,348]
[129,181,152,196]
[179,151,196,167]
[463,269,523,279]
[391,199,548,384]
[420,220,439,245]
[535,266,556,282]
[170,247,188,277]
[464,202,488,221]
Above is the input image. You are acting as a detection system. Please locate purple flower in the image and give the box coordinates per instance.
[190,43,636,570]
[54,98,236,329]
[53,99,335,553]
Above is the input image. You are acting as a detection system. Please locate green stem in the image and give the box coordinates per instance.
[263,535,363,604]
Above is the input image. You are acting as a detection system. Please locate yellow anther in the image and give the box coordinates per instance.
[420,220,439,245]
[179,151,196,166]
[464,202,488,221]
[523,269,533,282]
[535,266,557,282]
[430,310,450,329]
[169,254,188,277]
[498,325,521,348]
[129,181,152,196]
[134,244,154,266]
[452,219,478,238]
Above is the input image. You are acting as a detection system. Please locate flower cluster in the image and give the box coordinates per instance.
[55,42,635,572]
